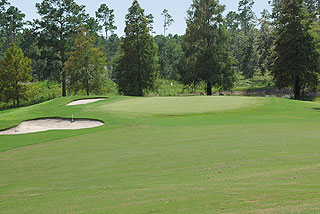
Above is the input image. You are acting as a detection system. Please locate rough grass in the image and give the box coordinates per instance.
[1,96,320,213]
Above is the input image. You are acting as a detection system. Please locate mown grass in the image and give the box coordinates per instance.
[1,96,320,213]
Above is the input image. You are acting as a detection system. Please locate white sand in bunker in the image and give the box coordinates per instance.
[0,118,104,135]
[66,98,106,106]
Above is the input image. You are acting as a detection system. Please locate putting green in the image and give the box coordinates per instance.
[99,96,263,114]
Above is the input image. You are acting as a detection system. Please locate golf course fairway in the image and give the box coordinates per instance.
[1,96,320,213]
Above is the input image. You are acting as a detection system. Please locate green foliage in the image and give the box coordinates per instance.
[64,30,107,96]
[0,2,25,50]
[161,9,174,36]
[272,0,320,99]
[154,34,182,80]
[181,0,236,95]
[147,79,206,96]
[225,11,241,71]
[25,81,61,105]
[0,1,25,62]
[257,9,274,76]
[235,70,274,89]
[101,77,118,95]
[237,0,259,78]
[238,0,256,36]
[305,0,320,14]
[83,16,100,35]
[238,31,259,78]
[269,0,283,21]
[224,1,260,80]
[113,0,159,96]
[96,4,117,39]
[19,29,61,82]
[34,0,87,97]
[97,33,121,70]
[0,42,31,106]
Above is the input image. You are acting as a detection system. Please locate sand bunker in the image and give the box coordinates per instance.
[66,98,106,106]
[0,118,104,135]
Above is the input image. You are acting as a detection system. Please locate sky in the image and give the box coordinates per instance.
[9,0,271,35]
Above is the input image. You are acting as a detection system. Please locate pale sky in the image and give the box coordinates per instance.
[9,0,271,35]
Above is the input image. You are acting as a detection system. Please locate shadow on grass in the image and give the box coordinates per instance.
[298,96,317,102]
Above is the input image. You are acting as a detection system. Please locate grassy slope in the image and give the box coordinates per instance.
[1,96,320,213]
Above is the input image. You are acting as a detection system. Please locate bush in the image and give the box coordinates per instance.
[0,81,61,110]
[234,70,274,89]
[147,79,206,96]
[26,81,61,104]
[66,76,118,96]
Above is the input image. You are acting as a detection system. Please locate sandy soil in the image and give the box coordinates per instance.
[0,118,104,135]
[66,98,106,106]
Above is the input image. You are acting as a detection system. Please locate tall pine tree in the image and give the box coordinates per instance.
[272,0,320,99]
[238,0,258,78]
[181,0,235,95]
[34,0,87,97]
[238,0,255,36]
[113,0,158,96]
[96,4,117,39]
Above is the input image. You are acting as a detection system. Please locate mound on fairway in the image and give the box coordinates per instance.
[0,118,104,135]
[100,96,262,114]
[66,98,106,106]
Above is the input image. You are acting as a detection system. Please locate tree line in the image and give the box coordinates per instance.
[0,0,320,107]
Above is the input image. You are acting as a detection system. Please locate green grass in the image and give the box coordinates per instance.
[99,96,263,114]
[1,96,320,213]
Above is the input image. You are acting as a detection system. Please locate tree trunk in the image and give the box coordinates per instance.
[294,75,301,100]
[15,80,19,107]
[16,94,19,107]
[86,78,89,96]
[6,24,10,49]
[16,85,19,107]
[105,29,109,58]
[105,28,108,40]
[61,49,66,97]
[206,81,212,96]
[137,41,143,97]
[137,75,143,96]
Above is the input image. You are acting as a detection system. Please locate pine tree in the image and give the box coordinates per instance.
[64,30,107,96]
[257,9,274,76]
[237,0,258,78]
[155,34,182,80]
[272,0,320,99]
[113,0,158,96]
[181,0,235,95]
[0,42,32,106]
[238,0,255,36]
[225,11,242,73]
[35,0,87,97]
[161,9,174,36]
[1,5,25,49]
[96,4,117,39]
[0,1,25,53]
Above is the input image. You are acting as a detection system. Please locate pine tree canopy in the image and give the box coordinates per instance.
[180,0,236,95]
[113,0,158,96]
[272,0,320,99]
